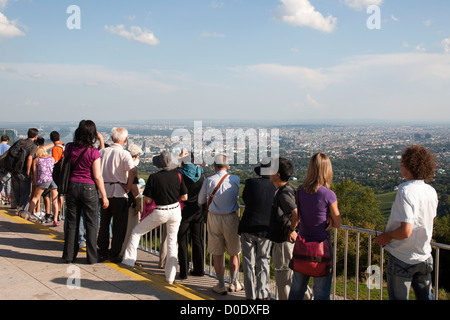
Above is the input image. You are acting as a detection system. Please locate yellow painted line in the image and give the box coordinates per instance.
[0,208,213,300]
[104,262,213,300]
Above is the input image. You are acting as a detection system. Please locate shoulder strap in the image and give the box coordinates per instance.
[206,174,229,212]
[71,147,89,170]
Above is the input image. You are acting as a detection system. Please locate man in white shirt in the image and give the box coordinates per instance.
[97,127,136,263]
[375,145,438,300]
[198,154,242,295]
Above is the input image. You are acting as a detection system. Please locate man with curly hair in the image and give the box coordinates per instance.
[375,145,438,300]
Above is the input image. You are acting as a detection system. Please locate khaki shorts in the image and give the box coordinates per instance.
[207,211,241,256]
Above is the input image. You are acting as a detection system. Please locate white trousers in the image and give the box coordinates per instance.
[122,203,182,283]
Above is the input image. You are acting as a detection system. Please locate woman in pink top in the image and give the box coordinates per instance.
[22,146,60,226]
[62,120,108,264]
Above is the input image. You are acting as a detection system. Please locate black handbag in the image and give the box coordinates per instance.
[58,144,88,194]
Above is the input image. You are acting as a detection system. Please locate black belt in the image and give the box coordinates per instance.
[155,203,180,210]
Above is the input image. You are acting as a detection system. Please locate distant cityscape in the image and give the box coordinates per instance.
[1,120,449,191]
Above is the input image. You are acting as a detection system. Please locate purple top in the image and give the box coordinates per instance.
[64,144,101,185]
[37,157,55,185]
[297,186,337,242]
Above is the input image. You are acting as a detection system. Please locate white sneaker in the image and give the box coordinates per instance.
[228,280,243,292]
[212,283,227,295]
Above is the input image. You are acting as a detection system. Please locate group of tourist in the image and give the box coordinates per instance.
[0,120,439,301]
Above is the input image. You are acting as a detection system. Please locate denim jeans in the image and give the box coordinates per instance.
[288,270,332,300]
[0,170,11,196]
[62,182,99,264]
[386,252,434,300]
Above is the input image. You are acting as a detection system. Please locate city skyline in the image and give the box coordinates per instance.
[1,1,450,123]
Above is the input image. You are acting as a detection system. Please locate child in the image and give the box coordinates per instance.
[21,146,60,226]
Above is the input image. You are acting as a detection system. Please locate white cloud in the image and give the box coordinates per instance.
[0,12,25,38]
[0,63,178,93]
[424,19,432,27]
[211,1,224,9]
[24,99,40,107]
[239,53,450,120]
[105,24,159,46]
[391,14,399,22]
[306,94,323,108]
[273,0,337,33]
[342,0,383,11]
[0,0,8,11]
[246,63,330,90]
[415,43,426,52]
[442,36,450,54]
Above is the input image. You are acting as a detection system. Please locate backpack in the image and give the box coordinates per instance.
[0,140,27,175]
[52,144,65,188]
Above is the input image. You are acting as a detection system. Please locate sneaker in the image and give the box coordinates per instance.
[228,281,243,292]
[18,210,30,220]
[31,212,44,223]
[212,283,228,295]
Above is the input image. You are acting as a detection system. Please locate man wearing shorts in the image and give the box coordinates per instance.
[198,154,242,295]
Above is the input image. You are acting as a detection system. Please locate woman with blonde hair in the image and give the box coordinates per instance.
[21,146,60,226]
[288,152,341,300]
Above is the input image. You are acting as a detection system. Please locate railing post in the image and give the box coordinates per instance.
[435,247,440,300]
[333,228,337,300]
[355,232,360,300]
[379,247,384,300]
[344,229,348,300]
[367,234,372,300]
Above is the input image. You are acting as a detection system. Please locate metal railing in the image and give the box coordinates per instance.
[44,196,450,300]
[136,204,450,300]
[333,225,450,300]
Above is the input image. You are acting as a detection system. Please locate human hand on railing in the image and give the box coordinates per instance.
[289,230,297,243]
[374,232,391,247]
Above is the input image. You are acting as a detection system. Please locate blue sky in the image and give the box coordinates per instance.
[1,0,450,123]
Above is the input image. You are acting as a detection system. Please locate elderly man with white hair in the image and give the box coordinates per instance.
[97,127,137,263]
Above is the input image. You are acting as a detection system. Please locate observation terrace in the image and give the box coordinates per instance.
[1,203,449,302]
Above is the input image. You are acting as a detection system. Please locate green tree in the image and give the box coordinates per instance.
[331,179,385,229]
[330,179,385,279]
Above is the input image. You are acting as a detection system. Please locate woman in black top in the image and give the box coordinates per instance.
[122,151,187,284]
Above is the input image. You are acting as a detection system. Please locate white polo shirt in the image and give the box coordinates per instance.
[385,180,438,264]
[99,143,135,198]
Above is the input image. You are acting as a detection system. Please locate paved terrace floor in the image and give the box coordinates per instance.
[0,204,247,301]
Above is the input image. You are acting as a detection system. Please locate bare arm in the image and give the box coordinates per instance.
[327,201,341,230]
[289,208,299,243]
[130,183,141,215]
[375,222,412,247]
[92,158,109,209]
